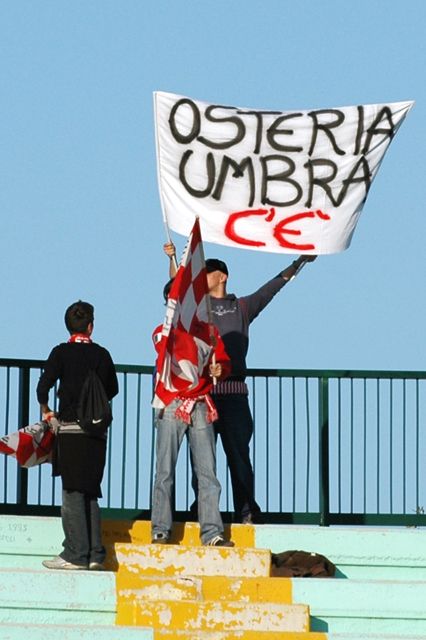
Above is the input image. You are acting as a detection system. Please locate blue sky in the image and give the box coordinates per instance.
[1,0,425,373]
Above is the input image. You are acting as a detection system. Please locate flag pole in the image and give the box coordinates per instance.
[290,258,309,281]
[163,220,179,272]
[196,216,217,385]
[153,91,179,272]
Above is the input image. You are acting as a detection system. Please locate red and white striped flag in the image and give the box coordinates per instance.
[0,421,55,468]
[152,218,214,409]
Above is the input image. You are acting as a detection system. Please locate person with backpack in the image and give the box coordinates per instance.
[37,300,118,570]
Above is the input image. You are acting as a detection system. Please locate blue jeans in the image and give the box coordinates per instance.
[151,398,223,544]
[60,489,105,566]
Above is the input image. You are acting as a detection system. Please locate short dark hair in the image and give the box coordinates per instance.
[206,258,228,276]
[64,300,94,334]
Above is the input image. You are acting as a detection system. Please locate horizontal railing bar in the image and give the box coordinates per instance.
[2,358,424,381]
[246,368,426,380]
[0,358,45,368]
[1,357,425,381]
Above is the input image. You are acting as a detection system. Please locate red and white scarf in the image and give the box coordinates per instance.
[68,333,92,344]
[174,393,218,425]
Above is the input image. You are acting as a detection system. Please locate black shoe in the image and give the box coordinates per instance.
[188,500,198,522]
[241,512,264,525]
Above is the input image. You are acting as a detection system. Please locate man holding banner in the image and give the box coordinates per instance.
[155,90,413,522]
[165,243,315,523]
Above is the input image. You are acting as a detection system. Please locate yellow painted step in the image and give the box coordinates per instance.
[102,520,254,549]
[201,575,292,603]
[117,574,293,604]
[155,633,326,640]
[115,543,271,577]
[118,575,202,602]
[117,598,309,632]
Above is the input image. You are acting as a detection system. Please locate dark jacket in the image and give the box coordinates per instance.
[37,342,118,421]
[36,341,119,496]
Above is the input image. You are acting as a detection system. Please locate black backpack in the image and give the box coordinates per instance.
[77,369,112,435]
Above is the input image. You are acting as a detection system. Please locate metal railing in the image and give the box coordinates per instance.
[1,358,425,526]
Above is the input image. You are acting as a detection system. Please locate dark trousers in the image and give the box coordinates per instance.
[60,489,105,566]
[213,394,261,521]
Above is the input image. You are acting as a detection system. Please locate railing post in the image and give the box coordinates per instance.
[318,376,330,526]
[17,366,30,506]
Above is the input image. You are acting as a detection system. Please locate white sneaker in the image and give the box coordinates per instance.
[42,556,88,570]
[151,532,170,544]
[204,535,234,547]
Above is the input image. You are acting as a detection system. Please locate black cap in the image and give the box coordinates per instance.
[206,258,228,276]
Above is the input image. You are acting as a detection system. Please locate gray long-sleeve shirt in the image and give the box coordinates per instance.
[210,274,288,380]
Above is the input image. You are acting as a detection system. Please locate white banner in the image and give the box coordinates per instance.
[154,91,413,254]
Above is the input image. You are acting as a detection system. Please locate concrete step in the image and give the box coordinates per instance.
[117,598,310,632]
[0,567,116,610]
[2,515,425,638]
[0,617,418,639]
[0,567,116,625]
[115,542,272,577]
[0,515,254,572]
[256,525,426,580]
[291,577,426,635]
[117,574,294,604]
[102,519,253,548]
[115,549,316,634]
[0,515,63,568]
[155,632,326,639]
[0,609,115,626]
[116,567,426,636]
[6,514,425,581]
[329,635,425,640]
[0,623,153,639]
